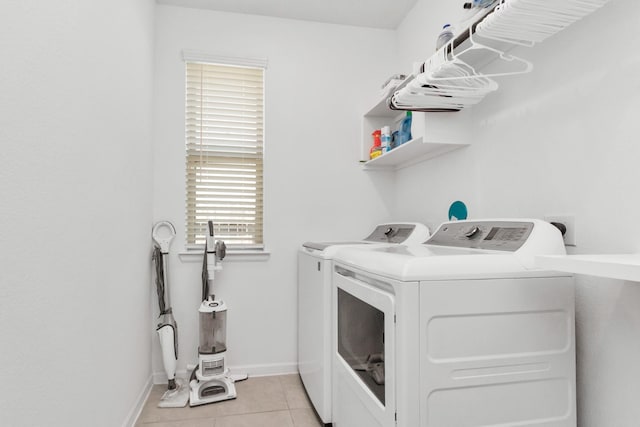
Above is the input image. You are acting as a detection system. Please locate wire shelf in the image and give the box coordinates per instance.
[389,0,612,112]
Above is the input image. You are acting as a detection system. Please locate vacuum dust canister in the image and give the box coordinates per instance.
[198,299,228,355]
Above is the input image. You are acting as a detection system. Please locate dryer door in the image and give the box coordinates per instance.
[333,268,396,427]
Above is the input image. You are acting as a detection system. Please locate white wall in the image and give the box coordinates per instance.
[0,1,155,426]
[395,0,640,425]
[7,0,633,423]
[152,6,397,377]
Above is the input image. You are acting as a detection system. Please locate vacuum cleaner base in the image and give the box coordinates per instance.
[189,374,238,407]
[158,379,190,408]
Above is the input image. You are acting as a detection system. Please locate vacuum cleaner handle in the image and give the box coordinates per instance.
[153,221,176,309]
[153,221,176,254]
[206,221,215,254]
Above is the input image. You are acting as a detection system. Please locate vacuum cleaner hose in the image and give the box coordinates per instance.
[153,246,168,314]
[201,242,209,302]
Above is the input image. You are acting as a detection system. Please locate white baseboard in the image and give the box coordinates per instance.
[123,375,153,427]
[232,362,299,377]
[152,362,299,384]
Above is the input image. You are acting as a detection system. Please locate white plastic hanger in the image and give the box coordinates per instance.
[476,0,610,45]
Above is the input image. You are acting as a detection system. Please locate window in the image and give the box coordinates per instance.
[184,59,265,248]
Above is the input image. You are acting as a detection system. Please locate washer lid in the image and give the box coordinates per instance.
[335,245,524,281]
[301,222,430,254]
[302,241,367,251]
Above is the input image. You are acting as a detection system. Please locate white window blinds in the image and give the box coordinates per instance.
[185,61,264,247]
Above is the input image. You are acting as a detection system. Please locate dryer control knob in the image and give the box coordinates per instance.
[464,226,481,239]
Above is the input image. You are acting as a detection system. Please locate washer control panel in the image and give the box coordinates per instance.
[426,220,534,252]
[364,224,416,243]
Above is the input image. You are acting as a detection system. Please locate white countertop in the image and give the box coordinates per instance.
[535,254,640,282]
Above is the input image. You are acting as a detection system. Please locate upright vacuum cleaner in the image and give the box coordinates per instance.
[152,221,190,408]
[189,221,248,406]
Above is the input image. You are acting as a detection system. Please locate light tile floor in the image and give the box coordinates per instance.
[136,374,324,427]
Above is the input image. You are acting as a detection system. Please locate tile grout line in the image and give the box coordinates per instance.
[280,375,290,410]
[278,374,300,425]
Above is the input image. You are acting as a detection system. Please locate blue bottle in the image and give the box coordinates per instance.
[398,112,412,145]
[463,0,497,9]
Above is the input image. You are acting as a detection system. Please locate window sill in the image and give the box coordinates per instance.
[178,249,271,263]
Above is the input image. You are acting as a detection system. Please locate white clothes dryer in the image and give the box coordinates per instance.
[298,223,430,425]
[331,219,576,427]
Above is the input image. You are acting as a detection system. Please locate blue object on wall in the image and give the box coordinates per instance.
[448,201,468,220]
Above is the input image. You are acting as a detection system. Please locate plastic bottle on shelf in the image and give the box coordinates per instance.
[381,126,391,152]
[436,24,455,51]
[463,0,497,9]
[398,112,412,145]
[370,129,382,160]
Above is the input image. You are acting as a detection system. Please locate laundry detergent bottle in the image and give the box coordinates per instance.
[398,112,412,145]
[381,126,391,152]
[370,129,382,159]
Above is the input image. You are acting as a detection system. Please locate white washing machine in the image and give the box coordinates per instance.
[331,219,576,427]
[298,223,430,425]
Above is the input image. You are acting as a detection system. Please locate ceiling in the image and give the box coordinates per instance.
[156,0,419,30]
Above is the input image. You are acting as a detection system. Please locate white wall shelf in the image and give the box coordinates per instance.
[361,96,471,170]
[535,254,640,282]
[362,136,469,171]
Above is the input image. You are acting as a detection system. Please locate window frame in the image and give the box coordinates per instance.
[182,51,268,251]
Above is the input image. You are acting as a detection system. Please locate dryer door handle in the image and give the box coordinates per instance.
[335,266,355,278]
